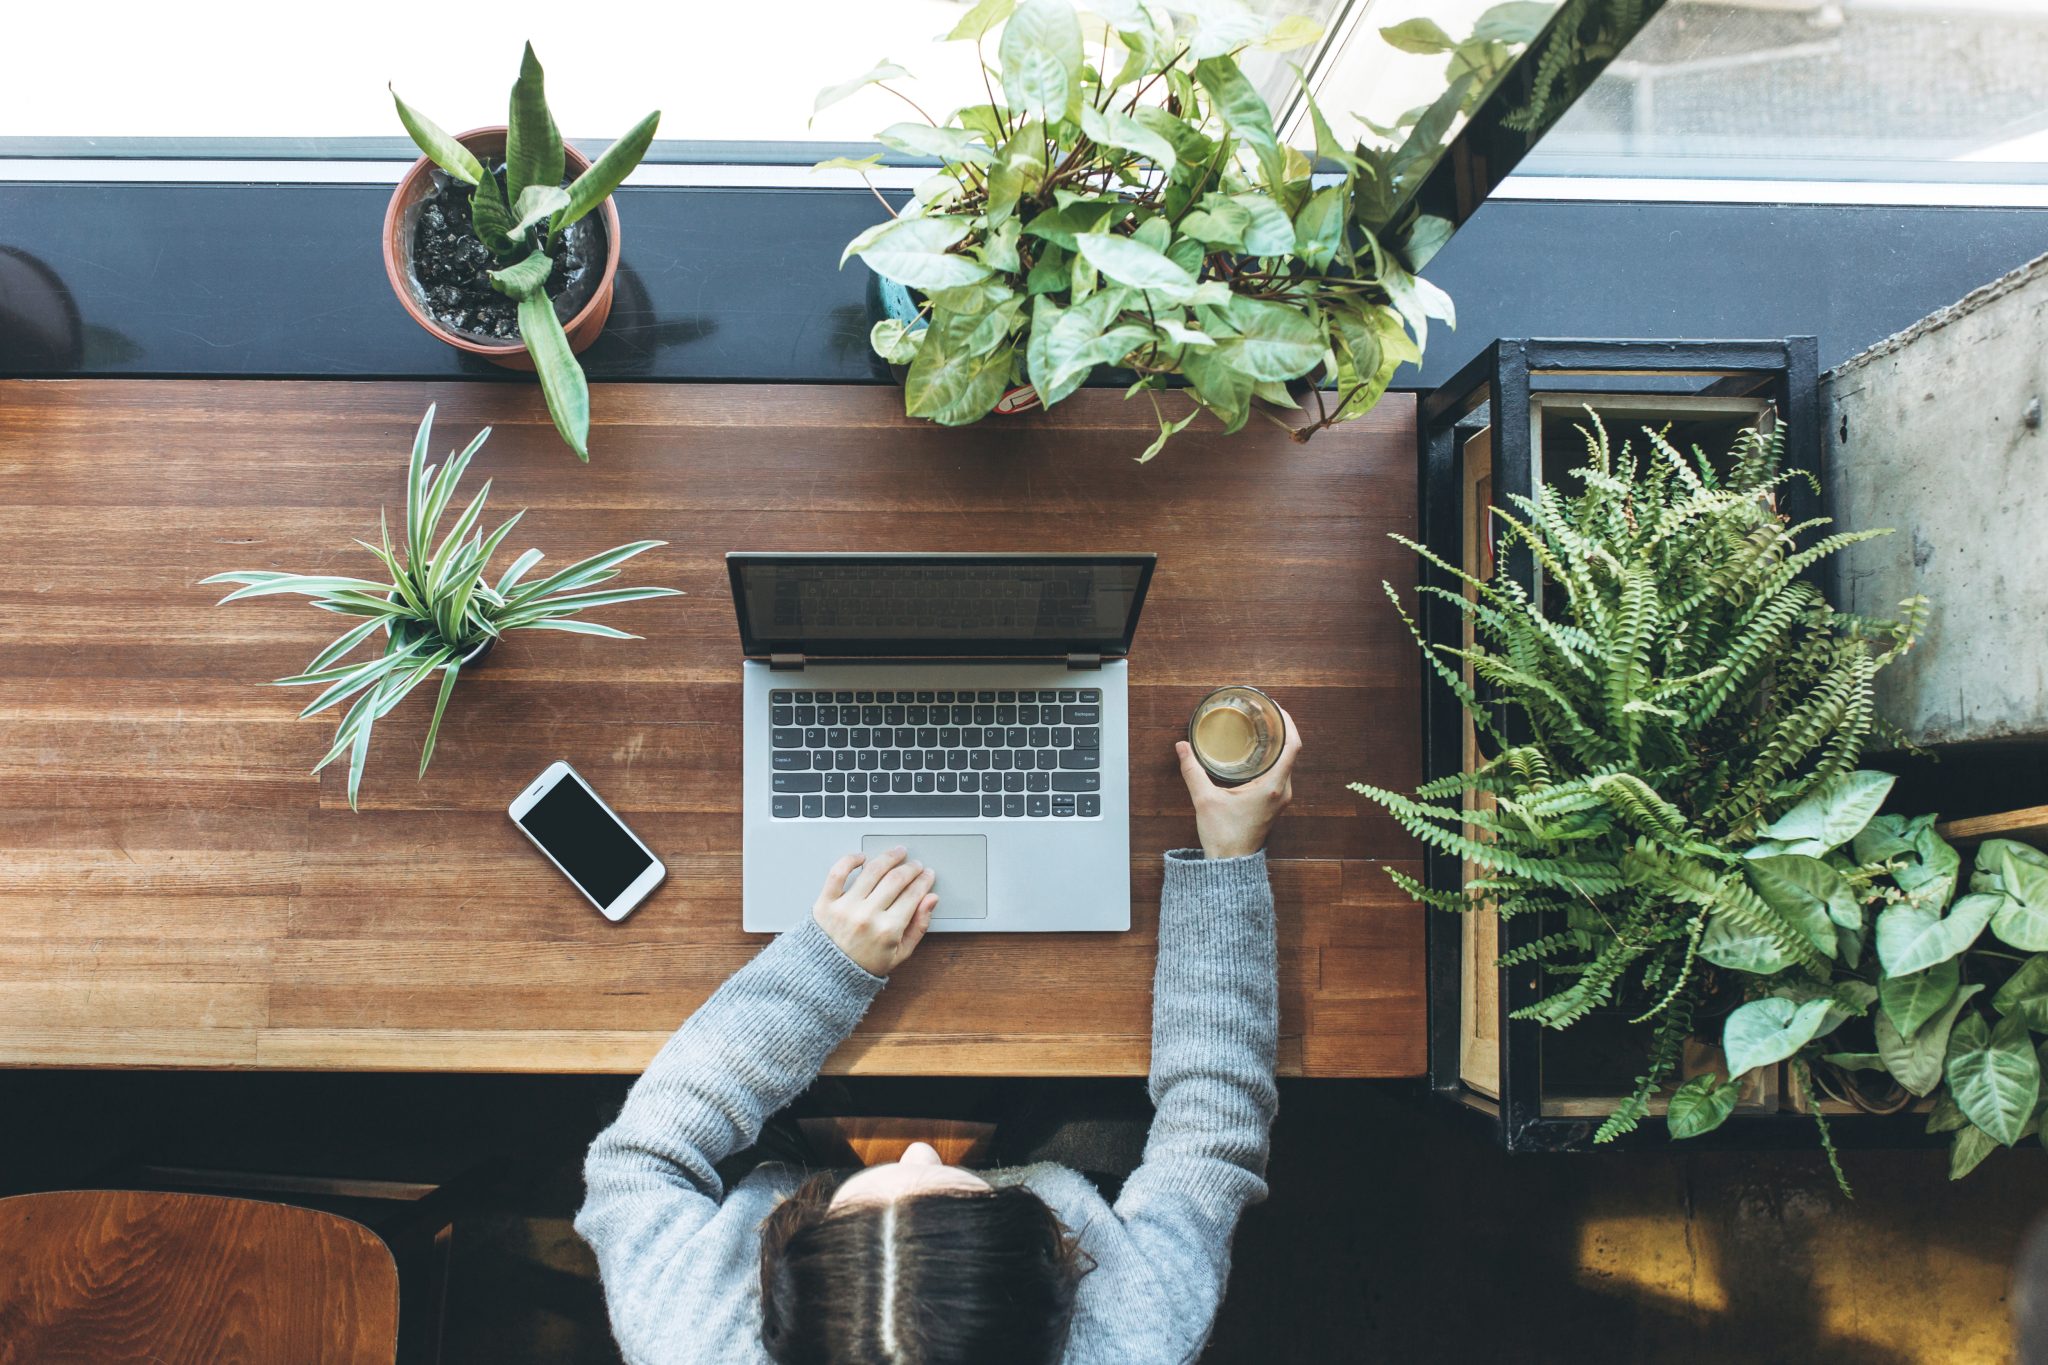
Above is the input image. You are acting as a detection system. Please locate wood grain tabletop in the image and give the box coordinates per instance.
[0,379,1424,1076]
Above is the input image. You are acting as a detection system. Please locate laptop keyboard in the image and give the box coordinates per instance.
[767,687,1103,820]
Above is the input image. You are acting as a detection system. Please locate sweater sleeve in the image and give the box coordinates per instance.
[1111,848,1279,1356]
[575,917,886,1334]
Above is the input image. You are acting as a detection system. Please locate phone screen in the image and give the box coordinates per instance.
[517,775,653,907]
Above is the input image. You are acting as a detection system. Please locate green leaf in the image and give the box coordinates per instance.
[1876,891,2000,977]
[870,318,925,365]
[854,216,993,290]
[1992,953,2048,1030]
[1988,841,2048,950]
[1379,16,1457,53]
[1136,407,1199,464]
[1073,232,1195,296]
[1180,343,1253,433]
[1822,1052,1888,1072]
[390,86,483,186]
[1747,855,1855,957]
[876,122,995,165]
[512,540,664,605]
[1079,105,1177,172]
[558,109,660,232]
[1472,0,1560,43]
[946,0,1018,39]
[1945,1010,2041,1146]
[1194,55,1284,189]
[1179,195,1251,251]
[1951,1122,2000,1179]
[1666,1074,1739,1139]
[1175,0,1268,58]
[516,618,641,639]
[1216,295,1324,382]
[1021,199,1117,250]
[518,293,591,460]
[1229,193,1294,256]
[1875,983,1981,1096]
[1889,814,1962,912]
[505,43,565,206]
[814,154,886,175]
[468,177,517,256]
[813,59,911,120]
[999,0,1083,123]
[1927,1089,1968,1133]
[1293,185,1348,271]
[209,574,394,603]
[1747,770,1896,859]
[1879,958,1960,1039]
[489,249,554,301]
[1723,995,1837,1080]
[905,310,1014,425]
[418,662,461,779]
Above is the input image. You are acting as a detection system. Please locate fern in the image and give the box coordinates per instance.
[1361,414,1914,1141]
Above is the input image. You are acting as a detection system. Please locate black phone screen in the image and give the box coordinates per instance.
[517,775,652,907]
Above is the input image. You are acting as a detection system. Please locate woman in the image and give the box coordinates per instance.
[578,717,1301,1364]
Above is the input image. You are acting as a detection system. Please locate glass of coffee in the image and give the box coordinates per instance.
[1187,686,1287,786]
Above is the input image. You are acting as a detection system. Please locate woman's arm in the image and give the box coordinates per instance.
[575,850,938,1329]
[1112,719,1300,1354]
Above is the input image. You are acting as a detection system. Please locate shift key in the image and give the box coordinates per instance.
[772,772,824,793]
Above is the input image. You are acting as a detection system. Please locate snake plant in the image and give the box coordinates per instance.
[391,44,659,459]
[204,406,678,809]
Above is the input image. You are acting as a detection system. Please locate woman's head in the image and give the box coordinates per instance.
[759,1142,1087,1365]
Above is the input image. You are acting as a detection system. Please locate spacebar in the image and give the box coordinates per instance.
[866,795,981,818]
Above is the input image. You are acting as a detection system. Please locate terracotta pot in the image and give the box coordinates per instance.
[382,125,620,372]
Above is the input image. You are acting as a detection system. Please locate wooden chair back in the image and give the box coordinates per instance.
[0,1189,399,1365]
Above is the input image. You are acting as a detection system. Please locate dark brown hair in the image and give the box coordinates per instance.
[758,1169,1088,1364]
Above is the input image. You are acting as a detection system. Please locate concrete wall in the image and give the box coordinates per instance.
[1825,251,2048,747]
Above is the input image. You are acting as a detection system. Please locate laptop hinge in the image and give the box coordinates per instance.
[1066,652,1103,670]
[768,653,806,670]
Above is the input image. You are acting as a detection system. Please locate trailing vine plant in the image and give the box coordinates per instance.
[1353,414,1926,1150]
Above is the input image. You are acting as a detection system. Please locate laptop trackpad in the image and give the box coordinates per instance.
[861,835,988,921]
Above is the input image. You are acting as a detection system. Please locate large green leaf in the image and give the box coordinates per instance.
[1879,957,1961,1039]
[1194,55,1284,189]
[1020,199,1118,250]
[390,86,482,186]
[1946,1010,2041,1146]
[905,310,1013,425]
[946,0,1017,41]
[1293,185,1348,271]
[1951,1122,2000,1179]
[1229,192,1295,256]
[1023,291,1146,408]
[559,110,660,232]
[1993,953,2048,1031]
[1750,853,1859,936]
[1983,841,2048,950]
[489,249,554,301]
[1876,891,1999,977]
[1079,105,1177,172]
[854,216,992,290]
[1179,344,1253,433]
[1699,869,1837,975]
[1215,296,1324,382]
[876,122,995,165]
[813,59,910,119]
[1379,16,1456,52]
[1178,195,1252,251]
[1073,232,1195,296]
[1889,814,1962,912]
[207,574,392,603]
[1723,995,1838,1080]
[1875,982,1981,1096]
[1745,770,1895,859]
[998,0,1083,122]
[1665,1074,1738,1139]
[505,43,565,206]
[518,293,590,460]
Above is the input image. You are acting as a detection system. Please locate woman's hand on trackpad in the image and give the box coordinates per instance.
[811,846,938,976]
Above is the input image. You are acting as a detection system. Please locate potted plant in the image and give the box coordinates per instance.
[204,405,678,809]
[385,44,659,460]
[1695,786,2048,1187]
[1353,416,1926,1158]
[818,0,1453,461]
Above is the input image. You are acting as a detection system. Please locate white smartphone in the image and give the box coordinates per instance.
[508,761,665,922]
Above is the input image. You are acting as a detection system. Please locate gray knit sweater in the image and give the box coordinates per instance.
[577,849,1278,1365]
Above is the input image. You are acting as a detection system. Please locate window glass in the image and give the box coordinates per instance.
[2,0,1342,155]
[1514,0,2048,184]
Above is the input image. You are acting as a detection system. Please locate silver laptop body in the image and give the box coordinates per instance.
[733,553,1155,934]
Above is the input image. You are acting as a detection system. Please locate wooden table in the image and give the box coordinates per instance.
[0,380,1423,1076]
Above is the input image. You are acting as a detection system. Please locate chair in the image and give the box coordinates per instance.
[0,1189,399,1364]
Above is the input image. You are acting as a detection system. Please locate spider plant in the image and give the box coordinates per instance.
[204,405,678,809]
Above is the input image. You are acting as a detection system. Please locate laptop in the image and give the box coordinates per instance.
[731,552,1156,933]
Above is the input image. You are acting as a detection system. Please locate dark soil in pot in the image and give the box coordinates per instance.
[411,167,602,344]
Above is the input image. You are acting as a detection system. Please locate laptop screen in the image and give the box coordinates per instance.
[727,554,1155,658]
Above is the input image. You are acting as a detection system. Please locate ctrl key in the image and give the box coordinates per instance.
[772,795,800,818]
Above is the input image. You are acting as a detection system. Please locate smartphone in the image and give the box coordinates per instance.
[508,761,665,922]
